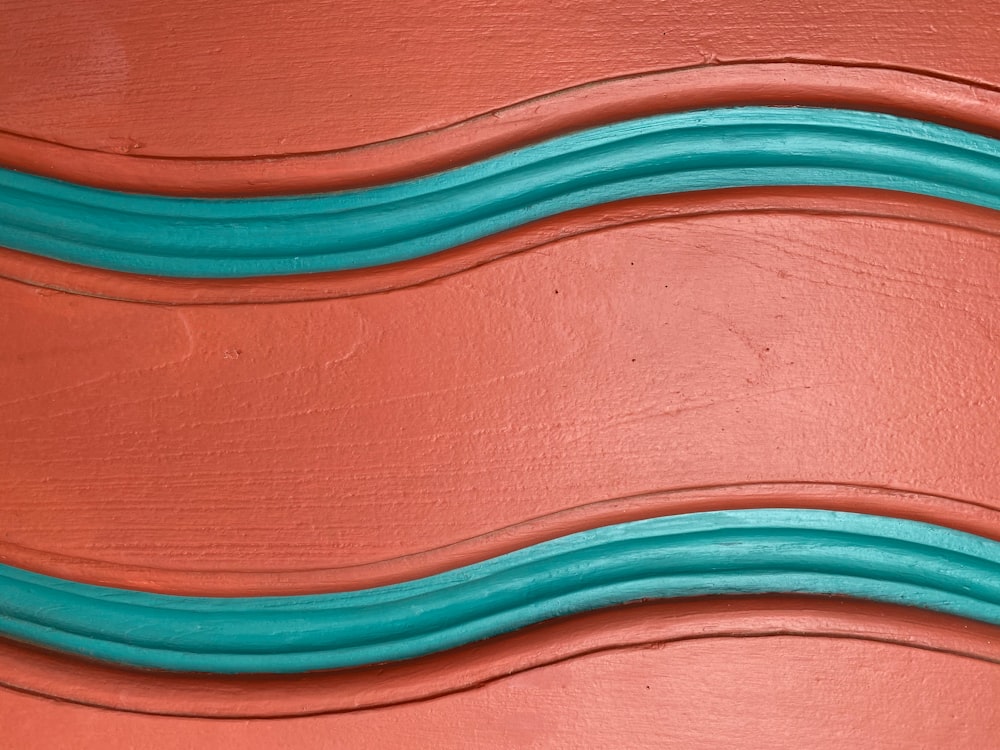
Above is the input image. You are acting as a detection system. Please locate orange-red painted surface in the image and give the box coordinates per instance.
[6,63,1000,197]
[5,0,1000,160]
[4,0,1000,745]
[6,636,1000,749]
[6,213,1000,579]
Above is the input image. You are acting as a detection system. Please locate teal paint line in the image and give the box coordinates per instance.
[1,107,999,277]
[3,510,1000,673]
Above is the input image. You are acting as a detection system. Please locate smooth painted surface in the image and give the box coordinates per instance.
[4,107,1000,276]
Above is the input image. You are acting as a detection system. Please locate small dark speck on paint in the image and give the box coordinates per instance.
[631,358,636,362]
[223,348,242,360]
[554,289,559,294]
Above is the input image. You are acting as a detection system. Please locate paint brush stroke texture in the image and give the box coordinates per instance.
[5,509,1000,674]
[3,107,1000,278]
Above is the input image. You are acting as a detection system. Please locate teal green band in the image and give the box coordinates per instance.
[3,509,1000,673]
[2,107,1000,277]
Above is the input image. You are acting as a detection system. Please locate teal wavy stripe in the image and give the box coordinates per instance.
[2,107,1000,277]
[3,510,1000,673]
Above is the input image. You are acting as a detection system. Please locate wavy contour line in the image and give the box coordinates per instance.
[5,62,1000,196]
[5,509,1000,673]
[2,596,999,717]
[4,107,1000,277]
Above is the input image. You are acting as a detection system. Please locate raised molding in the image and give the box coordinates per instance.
[4,106,1000,279]
[5,509,1000,675]
[4,63,1000,197]
[3,596,1000,718]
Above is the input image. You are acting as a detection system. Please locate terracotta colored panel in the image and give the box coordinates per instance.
[3,636,999,748]
[5,0,1000,741]
[4,1,1000,160]
[4,212,1000,578]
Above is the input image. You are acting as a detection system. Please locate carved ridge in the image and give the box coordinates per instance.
[4,106,1000,279]
[5,482,1000,596]
[4,62,1000,196]
[5,509,1000,675]
[4,188,1000,304]
[3,596,1000,717]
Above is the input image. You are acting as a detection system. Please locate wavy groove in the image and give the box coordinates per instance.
[6,482,1000,597]
[3,107,1000,278]
[4,596,1000,717]
[5,62,1000,197]
[5,509,1000,674]
[6,188,1000,305]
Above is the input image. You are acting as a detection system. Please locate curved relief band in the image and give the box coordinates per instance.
[5,596,1000,718]
[4,509,1000,674]
[3,107,1000,278]
[5,63,1000,198]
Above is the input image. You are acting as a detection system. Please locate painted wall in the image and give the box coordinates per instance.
[2,1,1000,746]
